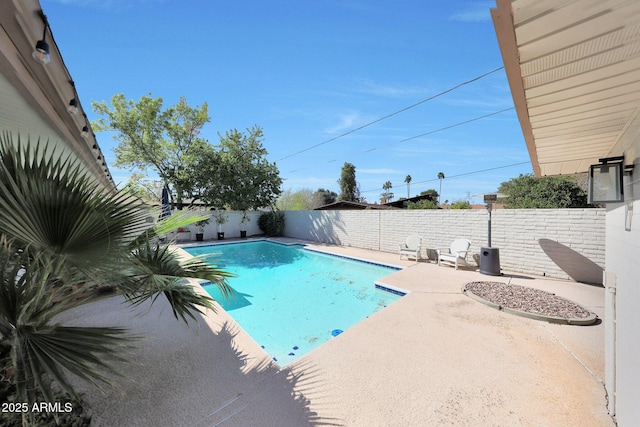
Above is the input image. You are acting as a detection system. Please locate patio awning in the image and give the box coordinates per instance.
[491,0,640,177]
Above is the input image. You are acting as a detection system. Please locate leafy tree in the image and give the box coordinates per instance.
[196,126,282,211]
[0,136,231,422]
[276,189,296,210]
[407,199,438,209]
[381,181,393,203]
[120,173,163,202]
[450,200,472,209]
[277,188,322,210]
[316,188,338,205]
[404,175,412,198]
[420,189,439,199]
[92,94,211,208]
[338,162,361,202]
[498,174,590,208]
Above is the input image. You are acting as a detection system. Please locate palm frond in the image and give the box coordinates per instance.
[128,210,211,248]
[0,237,135,403]
[0,135,150,276]
[124,242,233,321]
[0,132,234,405]
[15,325,133,402]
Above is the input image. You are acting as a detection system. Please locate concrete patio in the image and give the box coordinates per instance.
[60,239,613,426]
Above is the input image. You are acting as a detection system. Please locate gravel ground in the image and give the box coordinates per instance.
[463,281,593,319]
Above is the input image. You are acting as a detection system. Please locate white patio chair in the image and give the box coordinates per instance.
[437,238,471,270]
[399,234,422,260]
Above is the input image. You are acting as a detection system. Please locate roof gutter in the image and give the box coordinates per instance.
[491,0,541,177]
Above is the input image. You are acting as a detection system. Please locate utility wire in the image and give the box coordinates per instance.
[359,161,532,194]
[278,66,505,161]
[287,106,515,174]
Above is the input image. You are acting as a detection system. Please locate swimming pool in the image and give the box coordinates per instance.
[184,240,404,365]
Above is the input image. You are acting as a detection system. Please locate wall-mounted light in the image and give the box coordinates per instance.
[67,98,78,114]
[32,11,50,64]
[81,126,90,139]
[588,156,633,204]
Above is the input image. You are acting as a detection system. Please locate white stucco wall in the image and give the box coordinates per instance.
[284,208,605,283]
[170,210,264,241]
[604,110,640,423]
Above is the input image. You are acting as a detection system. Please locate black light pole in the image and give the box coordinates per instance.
[487,200,492,248]
[480,193,501,276]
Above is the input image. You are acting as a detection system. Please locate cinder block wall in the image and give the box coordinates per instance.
[283,209,606,284]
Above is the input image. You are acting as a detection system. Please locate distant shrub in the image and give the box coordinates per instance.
[258,211,285,236]
[407,199,438,209]
[450,200,472,209]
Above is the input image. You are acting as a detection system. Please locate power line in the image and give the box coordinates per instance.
[278,66,505,161]
[288,106,515,173]
[359,161,532,194]
[322,107,515,164]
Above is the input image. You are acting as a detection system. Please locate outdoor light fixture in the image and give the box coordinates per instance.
[32,11,50,64]
[588,156,629,204]
[67,98,78,114]
[81,126,90,138]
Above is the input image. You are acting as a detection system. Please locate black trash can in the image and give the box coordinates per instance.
[480,247,501,276]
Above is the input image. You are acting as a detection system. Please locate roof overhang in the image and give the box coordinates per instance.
[492,0,640,177]
[0,0,115,189]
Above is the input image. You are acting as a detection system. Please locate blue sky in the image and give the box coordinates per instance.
[42,0,533,204]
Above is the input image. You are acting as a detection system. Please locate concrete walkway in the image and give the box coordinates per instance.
[60,239,613,426]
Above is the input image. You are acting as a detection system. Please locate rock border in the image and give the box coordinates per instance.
[462,281,598,326]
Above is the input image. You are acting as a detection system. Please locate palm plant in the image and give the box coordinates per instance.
[0,134,231,423]
[437,172,445,203]
[381,181,393,203]
[404,175,412,199]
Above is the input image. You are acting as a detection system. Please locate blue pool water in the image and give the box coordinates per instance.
[184,241,403,365]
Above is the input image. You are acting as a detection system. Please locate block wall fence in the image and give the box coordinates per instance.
[283,209,606,284]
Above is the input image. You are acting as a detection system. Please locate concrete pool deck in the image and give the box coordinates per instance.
[60,238,613,426]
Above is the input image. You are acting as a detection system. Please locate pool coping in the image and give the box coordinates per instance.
[175,237,410,365]
[178,237,405,268]
[177,237,411,297]
[65,238,612,426]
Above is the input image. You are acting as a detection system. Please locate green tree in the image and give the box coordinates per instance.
[196,127,282,211]
[498,173,590,208]
[407,199,438,209]
[338,162,360,202]
[450,200,472,209]
[92,93,211,208]
[277,188,321,210]
[381,181,393,203]
[315,188,338,205]
[120,173,163,202]
[404,175,412,198]
[420,189,439,200]
[0,136,231,421]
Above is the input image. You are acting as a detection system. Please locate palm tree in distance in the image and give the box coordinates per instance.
[382,181,393,203]
[404,175,412,199]
[438,172,445,203]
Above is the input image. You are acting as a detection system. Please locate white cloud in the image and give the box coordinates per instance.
[324,111,364,134]
[358,168,403,175]
[352,79,432,98]
[450,2,494,22]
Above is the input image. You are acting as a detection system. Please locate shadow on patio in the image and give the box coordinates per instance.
[58,296,344,426]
